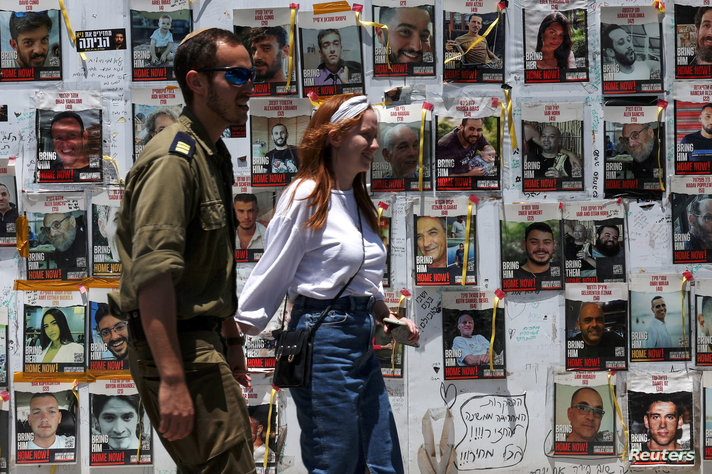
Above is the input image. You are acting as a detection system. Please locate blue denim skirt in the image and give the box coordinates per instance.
[288,295,404,474]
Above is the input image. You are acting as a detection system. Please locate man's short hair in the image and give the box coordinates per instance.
[702,103,712,113]
[233,193,257,205]
[651,295,664,307]
[174,28,242,106]
[9,11,52,40]
[272,123,287,133]
[379,6,431,25]
[596,225,618,238]
[30,392,58,404]
[457,313,474,325]
[94,302,110,325]
[695,7,712,30]
[460,117,483,127]
[317,29,340,47]
[601,24,625,51]
[145,109,178,135]
[467,14,481,23]
[248,26,287,49]
[645,394,681,416]
[382,124,414,152]
[524,222,553,240]
[50,111,84,137]
[0,183,9,193]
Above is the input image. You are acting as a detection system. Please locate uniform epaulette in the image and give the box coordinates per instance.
[169,131,196,160]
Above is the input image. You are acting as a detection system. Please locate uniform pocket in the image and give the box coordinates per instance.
[199,200,226,231]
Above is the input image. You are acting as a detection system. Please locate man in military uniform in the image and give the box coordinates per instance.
[109,28,256,473]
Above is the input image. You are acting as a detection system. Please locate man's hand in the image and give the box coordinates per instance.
[227,344,252,388]
[158,379,194,441]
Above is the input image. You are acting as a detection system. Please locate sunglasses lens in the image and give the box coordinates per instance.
[225,68,253,85]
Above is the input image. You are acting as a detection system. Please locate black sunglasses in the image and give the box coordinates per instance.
[196,66,256,85]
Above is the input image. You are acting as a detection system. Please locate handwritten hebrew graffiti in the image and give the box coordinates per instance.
[455,394,528,470]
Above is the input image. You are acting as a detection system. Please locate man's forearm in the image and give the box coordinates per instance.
[138,272,184,383]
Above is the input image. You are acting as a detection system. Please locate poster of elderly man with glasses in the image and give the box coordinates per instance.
[554,372,615,456]
[25,193,88,281]
[604,102,664,199]
[672,176,712,264]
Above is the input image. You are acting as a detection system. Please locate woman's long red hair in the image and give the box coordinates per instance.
[291,94,378,232]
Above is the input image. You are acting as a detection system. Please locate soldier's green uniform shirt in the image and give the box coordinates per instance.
[109,107,237,319]
[109,108,255,473]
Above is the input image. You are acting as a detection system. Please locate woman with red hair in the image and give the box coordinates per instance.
[237,94,419,473]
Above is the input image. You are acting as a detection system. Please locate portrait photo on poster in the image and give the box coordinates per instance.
[628,372,694,465]
[14,385,77,464]
[522,103,584,192]
[694,280,712,366]
[372,2,436,77]
[0,9,61,81]
[26,209,88,281]
[250,99,311,188]
[435,115,500,191]
[629,274,691,362]
[671,176,712,264]
[371,104,432,192]
[554,376,615,456]
[522,7,589,83]
[603,98,665,199]
[441,290,504,380]
[24,304,85,373]
[233,190,274,262]
[565,285,628,371]
[442,0,504,83]
[600,6,662,94]
[413,197,476,286]
[89,379,152,466]
[0,174,18,245]
[234,7,298,96]
[130,6,191,81]
[36,107,103,184]
[500,202,562,292]
[299,9,364,98]
[675,5,712,79]
[89,287,129,372]
[91,188,124,276]
[562,201,626,284]
[674,99,712,174]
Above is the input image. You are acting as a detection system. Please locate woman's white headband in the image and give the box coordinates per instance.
[329,95,370,123]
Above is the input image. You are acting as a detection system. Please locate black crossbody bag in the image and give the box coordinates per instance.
[272,206,364,389]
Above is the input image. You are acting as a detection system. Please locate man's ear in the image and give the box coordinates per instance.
[281,44,290,58]
[376,27,385,46]
[9,38,17,51]
[185,70,206,98]
[382,148,391,163]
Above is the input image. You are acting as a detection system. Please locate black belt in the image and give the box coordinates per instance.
[126,311,221,342]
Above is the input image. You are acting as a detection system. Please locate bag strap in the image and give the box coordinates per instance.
[277,202,366,336]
